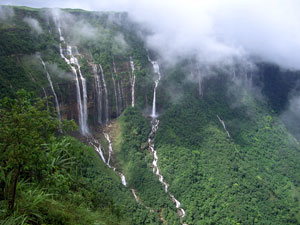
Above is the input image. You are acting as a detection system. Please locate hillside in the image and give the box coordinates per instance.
[1,5,300,225]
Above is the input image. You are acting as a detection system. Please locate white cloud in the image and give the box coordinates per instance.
[23,17,43,34]
[3,0,300,69]
[0,5,14,20]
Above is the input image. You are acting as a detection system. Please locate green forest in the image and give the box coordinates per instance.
[1,4,300,225]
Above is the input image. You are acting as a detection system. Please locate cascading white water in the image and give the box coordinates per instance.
[245,61,254,89]
[57,23,89,135]
[111,73,119,116]
[112,59,122,115]
[103,133,113,165]
[217,115,231,138]
[130,56,136,107]
[68,47,88,135]
[42,87,49,108]
[71,46,89,135]
[89,131,128,187]
[69,50,85,135]
[102,132,153,210]
[88,137,106,163]
[148,119,187,220]
[39,56,62,122]
[103,132,127,186]
[148,55,161,118]
[119,173,127,187]
[93,64,103,124]
[195,62,204,97]
[131,189,139,202]
[121,81,127,108]
[147,56,186,220]
[99,64,109,123]
[117,80,122,111]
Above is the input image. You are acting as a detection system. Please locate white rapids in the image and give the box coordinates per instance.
[148,120,186,220]
[57,23,89,136]
[99,64,109,124]
[103,132,127,186]
[147,55,187,221]
[148,55,161,118]
[88,137,106,163]
[130,56,136,107]
[217,115,231,138]
[92,64,103,124]
[111,72,119,116]
[39,56,61,123]
[88,133,127,187]
[117,80,122,111]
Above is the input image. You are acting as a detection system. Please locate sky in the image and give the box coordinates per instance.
[2,0,300,70]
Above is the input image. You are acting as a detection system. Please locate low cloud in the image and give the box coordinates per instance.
[23,17,43,34]
[4,0,300,70]
[0,5,14,20]
[281,93,300,140]
[112,33,129,55]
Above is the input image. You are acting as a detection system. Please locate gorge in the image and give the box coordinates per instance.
[1,4,300,225]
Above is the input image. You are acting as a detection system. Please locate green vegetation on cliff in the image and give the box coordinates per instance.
[0,91,165,225]
[154,73,300,224]
[2,4,300,225]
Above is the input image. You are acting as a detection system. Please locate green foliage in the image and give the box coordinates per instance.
[154,73,300,224]
[116,107,180,224]
[2,5,300,225]
[0,92,130,224]
[0,90,58,210]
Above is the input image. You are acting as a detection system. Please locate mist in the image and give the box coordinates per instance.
[23,17,43,34]
[0,5,14,20]
[3,0,300,123]
[3,0,300,70]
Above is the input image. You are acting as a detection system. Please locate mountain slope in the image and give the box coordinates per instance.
[1,5,300,225]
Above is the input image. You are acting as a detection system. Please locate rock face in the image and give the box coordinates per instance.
[55,59,134,131]
[0,7,156,134]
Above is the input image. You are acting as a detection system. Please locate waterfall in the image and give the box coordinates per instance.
[231,65,236,79]
[112,59,121,115]
[148,119,186,221]
[39,57,61,122]
[57,26,64,42]
[71,46,89,135]
[89,131,127,187]
[42,87,49,108]
[119,173,127,187]
[93,64,103,124]
[88,137,106,163]
[111,73,119,116]
[103,132,127,186]
[195,62,204,97]
[99,64,109,123]
[102,131,155,210]
[217,115,231,138]
[147,55,186,219]
[103,133,113,165]
[131,189,140,202]
[130,56,136,107]
[148,55,161,118]
[69,47,89,136]
[117,80,123,112]
[245,61,254,89]
[121,81,127,108]
[71,58,85,135]
[57,24,88,135]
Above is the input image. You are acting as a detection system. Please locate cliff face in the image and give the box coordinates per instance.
[0,6,155,133]
[4,6,300,225]
[50,58,134,124]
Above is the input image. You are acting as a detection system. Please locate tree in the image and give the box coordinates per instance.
[0,90,58,210]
